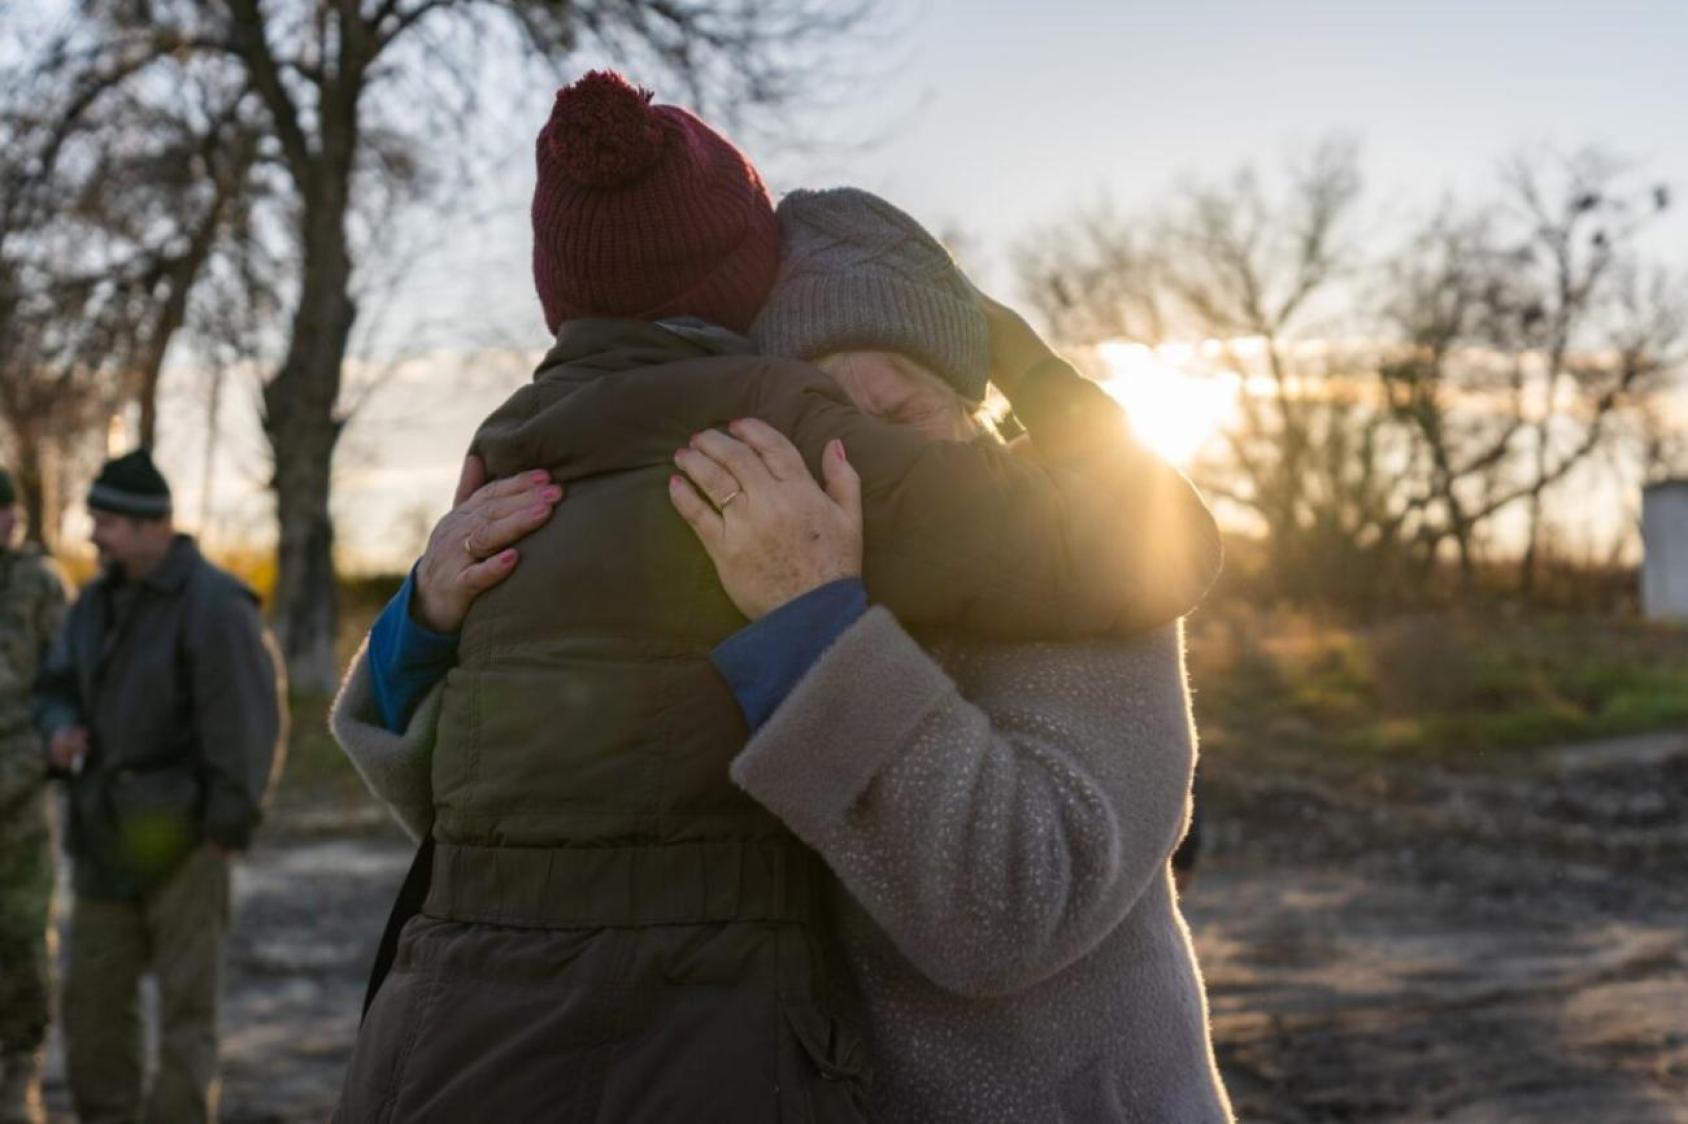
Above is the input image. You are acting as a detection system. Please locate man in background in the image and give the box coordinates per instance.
[36,449,286,1124]
[0,468,68,1124]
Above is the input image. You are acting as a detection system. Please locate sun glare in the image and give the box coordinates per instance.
[1095,340,1239,466]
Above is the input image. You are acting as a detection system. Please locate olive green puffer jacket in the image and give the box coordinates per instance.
[338,317,1219,1123]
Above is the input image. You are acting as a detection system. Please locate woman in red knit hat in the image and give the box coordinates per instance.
[334,71,1219,1121]
[528,70,780,335]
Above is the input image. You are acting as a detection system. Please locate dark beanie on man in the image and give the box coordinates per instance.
[88,449,172,519]
[530,70,780,336]
[750,187,991,404]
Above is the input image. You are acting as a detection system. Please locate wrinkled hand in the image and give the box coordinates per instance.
[668,419,862,621]
[49,725,89,772]
[412,454,564,634]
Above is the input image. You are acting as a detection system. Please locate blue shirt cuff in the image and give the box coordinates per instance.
[368,566,460,732]
[711,578,868,732]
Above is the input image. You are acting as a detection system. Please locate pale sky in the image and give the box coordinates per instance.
[123,0,1688,570]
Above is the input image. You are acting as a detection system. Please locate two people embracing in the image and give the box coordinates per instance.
[331,70,1233,1123]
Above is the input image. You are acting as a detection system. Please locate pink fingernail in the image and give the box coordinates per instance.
[500,550,517,565]
[543,486,562,502]
[530,470,550,484]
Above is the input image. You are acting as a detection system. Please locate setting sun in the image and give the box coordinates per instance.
[1095,340,1240,467]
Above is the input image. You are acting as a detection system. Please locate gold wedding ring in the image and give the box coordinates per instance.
[717,490,742,509]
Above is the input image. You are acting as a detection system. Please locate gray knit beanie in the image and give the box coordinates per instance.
[750,188,990,403]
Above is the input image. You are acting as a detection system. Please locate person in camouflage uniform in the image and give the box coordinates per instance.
[0,468,69,1124]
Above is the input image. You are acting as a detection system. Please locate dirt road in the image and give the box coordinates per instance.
[38,731,1688,1122]
[1193,727,1688,1122]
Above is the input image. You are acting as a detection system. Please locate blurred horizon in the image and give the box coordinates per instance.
[32,0,1688,571]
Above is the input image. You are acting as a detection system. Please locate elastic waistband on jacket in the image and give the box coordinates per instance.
[423,838,828,929]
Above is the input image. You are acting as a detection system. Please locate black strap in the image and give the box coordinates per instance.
[362,834,434,1021]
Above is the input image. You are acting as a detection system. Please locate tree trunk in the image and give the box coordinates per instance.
[1443,490,1477,594]
[262,198,354,696]
[1518,412,1552,597]
[199,364,226,533]
[137,337,168,449]
[1454,528,1475,593]
[12,429,51,549]
[268,416,341,693]
[136,282,187,449]
[1519,477,1545,598]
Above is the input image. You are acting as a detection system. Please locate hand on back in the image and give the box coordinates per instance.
[411,455,564,634]
[407,426,860,634]
[669,419,863,621]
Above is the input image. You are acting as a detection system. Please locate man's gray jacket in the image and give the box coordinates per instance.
[37,534,286,898]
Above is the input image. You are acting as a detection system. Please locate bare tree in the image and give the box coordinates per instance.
[1373,155,1680,595]
[0,93,141,544]
[2,27,277,552]
[100,99,265,448]
[1158,137,1364,570]
[18,0,872,692]
[1017,137,1382,595]
[1015,203,1169,346]
[1378,207,1531,583]
[1015,138,1682,606]
[0,252,132,547]
[1496,150,1673,592]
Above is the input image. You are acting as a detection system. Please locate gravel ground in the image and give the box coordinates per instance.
[34,730,1688,1122]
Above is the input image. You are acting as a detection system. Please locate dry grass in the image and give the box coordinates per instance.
[266,564,1688,811]
[1187,599,1688,769]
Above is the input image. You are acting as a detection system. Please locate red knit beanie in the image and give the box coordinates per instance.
[531,71,779,335]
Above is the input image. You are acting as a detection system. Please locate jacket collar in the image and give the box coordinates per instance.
[145,535,200,593]
[103,533,199,595]
[536,318,756,382]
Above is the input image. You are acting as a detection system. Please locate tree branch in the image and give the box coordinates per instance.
[223,0,316,187]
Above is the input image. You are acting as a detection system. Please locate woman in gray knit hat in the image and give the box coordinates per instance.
[668,186,1235,1122]
[330,185,1232,1120]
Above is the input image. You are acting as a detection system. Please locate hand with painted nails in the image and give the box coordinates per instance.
[411,455,564,634]
[669,418,862,621]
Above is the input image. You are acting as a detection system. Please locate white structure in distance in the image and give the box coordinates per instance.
[1641,481,1688,622]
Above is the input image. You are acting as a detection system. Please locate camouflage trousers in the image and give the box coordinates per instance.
[0,786,52,1057]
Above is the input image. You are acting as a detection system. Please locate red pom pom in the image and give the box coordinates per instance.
[543,70,667,189]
